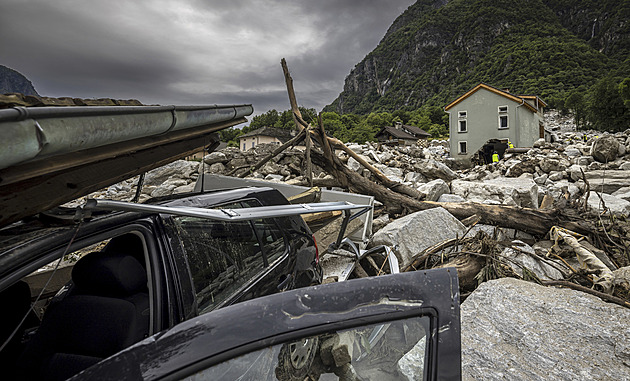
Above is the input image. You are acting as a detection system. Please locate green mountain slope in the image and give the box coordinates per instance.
[325,0,628,114]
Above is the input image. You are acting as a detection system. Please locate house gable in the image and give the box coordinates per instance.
[445,83,537,113]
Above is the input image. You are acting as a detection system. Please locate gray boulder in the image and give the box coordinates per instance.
[207,162,226,174]
[347,154,371,172]
[500,240,564,280]
[144,160,198,186]
[566,164,585,181]
[584,191,630,216]
[576,156,594,166]
[583,170,630,194]
[417,179,450,201]
[612,187,630,201]
[505,159,537,177]
[203,151,228,165]
[462,278,630,381]
[591,135,620,163]
[370,207,466,269]
[404,172,427,186]
[539,156,569,173]
[437,194,466,203]
[415,159,458,181]
[452,177,538,209]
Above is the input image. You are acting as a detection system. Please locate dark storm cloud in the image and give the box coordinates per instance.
[1,0,415,117]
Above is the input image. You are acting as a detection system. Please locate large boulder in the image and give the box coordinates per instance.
[143,160,198,186]
[591,135,621,163]
[347,154,371,172]
[583,170,630,194]
[451,177,538,208]
[417,179,450,201]
[462,278,630,380]
[584,191,630,216]
[414,159,458,181]
[505,159,537,177]
[500,240,564,280]
[202,151,228,165]
[538,156,569,173]
[370,207,466,269]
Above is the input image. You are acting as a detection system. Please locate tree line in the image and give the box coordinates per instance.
[219,105,450,146]
[554,76,630,132]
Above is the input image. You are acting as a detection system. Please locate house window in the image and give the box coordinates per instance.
[498,105,508,113]
[458,111,467,118]
[499,115,508,129]
[458,141,467,154]
[252,141,255,148]
[243,143,246,150]
[458,120,467,133]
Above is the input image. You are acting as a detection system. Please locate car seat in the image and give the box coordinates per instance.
[18,251,149,381]
[0,281,39,379]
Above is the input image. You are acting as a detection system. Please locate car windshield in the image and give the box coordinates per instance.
[182,315,430,381]
[164,200,287,313]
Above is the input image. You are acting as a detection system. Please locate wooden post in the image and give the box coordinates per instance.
[282,58,312,185]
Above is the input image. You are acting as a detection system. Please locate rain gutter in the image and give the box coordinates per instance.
[0,104,253,170]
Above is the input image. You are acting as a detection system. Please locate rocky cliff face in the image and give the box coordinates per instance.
[545,0,630,61]
[325,0,629,114]
[0,65,39,96]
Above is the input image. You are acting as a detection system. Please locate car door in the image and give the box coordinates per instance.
[71,268,461,380]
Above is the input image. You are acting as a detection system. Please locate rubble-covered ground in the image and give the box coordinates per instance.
[78,110,630,380]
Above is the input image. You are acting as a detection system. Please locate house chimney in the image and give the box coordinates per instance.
[503,88,510,93]
[395,121,402,129]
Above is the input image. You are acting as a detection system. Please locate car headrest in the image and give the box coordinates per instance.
[72,252,147,297]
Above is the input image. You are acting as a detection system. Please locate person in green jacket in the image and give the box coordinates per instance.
[508,141,514,149]
[492,151,499,163]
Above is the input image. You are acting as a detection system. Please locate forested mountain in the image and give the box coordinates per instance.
[0,65,39,96]
[325,0,629,114]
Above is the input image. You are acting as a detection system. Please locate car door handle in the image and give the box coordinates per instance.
[277,274,293,291]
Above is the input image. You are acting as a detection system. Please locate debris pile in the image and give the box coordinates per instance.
[73,63,630,380]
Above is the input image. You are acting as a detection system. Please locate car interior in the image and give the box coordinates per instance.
[0,233,151,381]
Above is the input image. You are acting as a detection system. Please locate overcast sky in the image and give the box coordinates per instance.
[1,0,415,119]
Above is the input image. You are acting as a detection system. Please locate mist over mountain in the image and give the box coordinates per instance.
[325,0,629,114]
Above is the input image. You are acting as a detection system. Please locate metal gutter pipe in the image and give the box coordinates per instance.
[0,104,253,170]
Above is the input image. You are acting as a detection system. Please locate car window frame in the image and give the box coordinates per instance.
[160,199,291,315]
[170,307,439,381]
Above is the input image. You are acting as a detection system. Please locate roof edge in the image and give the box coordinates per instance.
[444,83,537,113]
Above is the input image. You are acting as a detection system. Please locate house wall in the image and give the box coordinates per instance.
[516,104,540,147]
[448,88,540,161]
[238,135,282,151]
